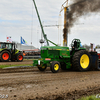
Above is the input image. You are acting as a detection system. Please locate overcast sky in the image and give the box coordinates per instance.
[0,0,100,48]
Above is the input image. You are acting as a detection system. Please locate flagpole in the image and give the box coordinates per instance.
[31,3,34,50]
[20,36,21,50]
[6,35,7,42]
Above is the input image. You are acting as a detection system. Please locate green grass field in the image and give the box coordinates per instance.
[0,64,33,69]
[0,59,34,69]
[77,94,100,100]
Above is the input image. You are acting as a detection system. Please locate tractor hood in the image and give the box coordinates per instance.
[41,46,70,59]
[41,46,69,50]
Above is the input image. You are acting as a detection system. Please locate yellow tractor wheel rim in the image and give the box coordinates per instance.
[54,64,59,71]
[80,54,89,69]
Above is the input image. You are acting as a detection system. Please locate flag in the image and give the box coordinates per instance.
[21,37,27,44]
[7,36,12,43]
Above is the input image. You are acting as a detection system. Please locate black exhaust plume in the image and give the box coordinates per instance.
[67,0,100,33]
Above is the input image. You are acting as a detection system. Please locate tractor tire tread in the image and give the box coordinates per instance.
[50,61,60,73]
[0,50,11,62]
[72,50,92,71]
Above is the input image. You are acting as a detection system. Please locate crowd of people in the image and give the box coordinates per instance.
[23,50,40,56]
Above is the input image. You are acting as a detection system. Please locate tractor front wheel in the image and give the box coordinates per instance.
[16,53,23,62]
[72,50,92,71]
[38,64,47,71]
[0,51,11,62]
[50,61,60,73]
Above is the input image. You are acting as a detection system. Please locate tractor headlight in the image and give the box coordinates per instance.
[45,58,51,61]
[38,60,40,65]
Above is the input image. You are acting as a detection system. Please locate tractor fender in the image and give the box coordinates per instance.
[0,49,11,57]
[0,49,11,53]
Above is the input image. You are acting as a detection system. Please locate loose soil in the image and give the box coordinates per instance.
[0,60,33,65]
[0,61,100,100]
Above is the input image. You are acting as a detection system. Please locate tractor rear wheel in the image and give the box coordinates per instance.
[72,50,92,71]
[50,61,60,73]
[38,64,47,71]
[0,50,11,62]
[16,53,23,62]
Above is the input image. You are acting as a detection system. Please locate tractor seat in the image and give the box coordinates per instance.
[73,41,77,48]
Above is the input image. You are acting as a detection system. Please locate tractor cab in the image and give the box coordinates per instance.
[0,42,17,53]
[71,39,81,49]
[0,42,13,51]
[70,39,85,56]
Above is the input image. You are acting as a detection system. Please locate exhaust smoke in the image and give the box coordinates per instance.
[63,0,100,41]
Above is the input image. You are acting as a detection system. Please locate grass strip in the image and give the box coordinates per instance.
[77,94,100,100]
[0,64,33,69]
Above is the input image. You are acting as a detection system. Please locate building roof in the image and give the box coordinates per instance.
[16,43,37,51]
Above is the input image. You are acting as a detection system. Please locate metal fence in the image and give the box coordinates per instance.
[23,56,41,59]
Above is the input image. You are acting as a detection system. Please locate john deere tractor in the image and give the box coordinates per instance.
[32,0,93,73]
[0,42,23,62]
[33,39,92,73]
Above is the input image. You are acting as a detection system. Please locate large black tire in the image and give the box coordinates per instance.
[96,60,100,71]
[0,50,11,62]
[72,50,92,71]
[50,61,60,73]
[16,53,23,62]
[38,64,47,71]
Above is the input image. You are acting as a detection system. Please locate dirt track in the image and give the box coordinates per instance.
[0,60,33,65]
[0,66,100,100]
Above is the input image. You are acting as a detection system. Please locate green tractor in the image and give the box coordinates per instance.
[0,42,23,62]
[32,0,92,73]
[33,39,92,73]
